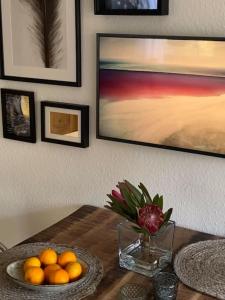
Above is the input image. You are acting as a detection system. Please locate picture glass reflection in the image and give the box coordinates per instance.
[105,0,158,9]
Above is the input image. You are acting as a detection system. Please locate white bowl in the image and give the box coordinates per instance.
[6,259,87,293]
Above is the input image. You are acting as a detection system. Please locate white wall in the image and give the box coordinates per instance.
[1,0,225,247]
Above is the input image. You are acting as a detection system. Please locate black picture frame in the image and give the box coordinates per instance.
[94,0,169,15]
[0,0,81,87]
[96,33,225,159]
[41,101,89,148]
[1,88,36,143]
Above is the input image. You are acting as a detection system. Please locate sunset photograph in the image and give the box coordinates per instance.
[98,36,225,154]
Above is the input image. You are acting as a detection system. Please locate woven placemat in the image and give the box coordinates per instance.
[174,239,225,299]
[0,242,103,300]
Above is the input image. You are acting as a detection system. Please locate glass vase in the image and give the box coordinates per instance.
[118,220,175,277]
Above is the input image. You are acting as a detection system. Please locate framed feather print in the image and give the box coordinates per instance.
[0,0,81,86]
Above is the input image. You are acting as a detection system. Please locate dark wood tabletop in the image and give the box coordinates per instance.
[21,205,218,299]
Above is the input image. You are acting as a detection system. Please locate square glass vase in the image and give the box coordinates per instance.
[118,220,175,277]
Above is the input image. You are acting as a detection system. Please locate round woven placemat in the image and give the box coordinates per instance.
[174,239,225,299]
[0,242,103,300]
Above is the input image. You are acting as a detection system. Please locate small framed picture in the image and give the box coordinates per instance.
[94,0,169,15]
[0,0,81,86]
[1,89,36,143]
[41,101,89,148]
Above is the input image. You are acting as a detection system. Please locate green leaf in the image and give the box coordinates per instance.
[108,188,138,221]
[117,182,128,199]
[158,195,163,209]
[124,189,138,208]
[124,180,142,201]
[139,194,146,208]
[153,194,159,204]
[132,226,143,233]
[152,194,163,209]
[124,180,144,208]
[107,194,128,213]
[138,183,152,204]
[132,226,150,236]
[105,205,136,222]
[129,191,142,208]
[122,190,138,216]
[163,208,173,224]
[104,205,112,210]
[107,194,121,205]
[117,183,137,213]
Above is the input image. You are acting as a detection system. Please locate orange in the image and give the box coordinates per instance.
[57,251,77,267]
[44,264,61,282]
[24,267,45,285]
[65,262,82,281]
[39,248,57,265]
[48,269,69,285]
[23,257,41,271]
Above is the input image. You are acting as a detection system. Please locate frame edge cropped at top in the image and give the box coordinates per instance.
[96,33,225,159]
[94,0,169,15]
[41,101,89,148]
[1,88,36,143]
[0,0,81,87]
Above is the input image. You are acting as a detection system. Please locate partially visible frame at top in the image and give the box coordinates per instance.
[94,0,169,15]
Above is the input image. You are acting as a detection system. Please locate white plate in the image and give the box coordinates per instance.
[6,259,88,293]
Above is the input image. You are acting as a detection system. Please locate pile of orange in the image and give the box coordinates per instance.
[23,248,83,285]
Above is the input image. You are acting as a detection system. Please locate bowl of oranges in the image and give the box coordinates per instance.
[6,247,88,292]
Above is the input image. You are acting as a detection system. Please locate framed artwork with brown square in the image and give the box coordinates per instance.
[1,88,36,143]
[41,101,89,147]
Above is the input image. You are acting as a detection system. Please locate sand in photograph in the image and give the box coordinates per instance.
[99,70,225,154]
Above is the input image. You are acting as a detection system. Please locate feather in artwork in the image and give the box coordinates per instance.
[19,0,63,69]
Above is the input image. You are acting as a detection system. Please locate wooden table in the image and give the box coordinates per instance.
[22,205,218,299]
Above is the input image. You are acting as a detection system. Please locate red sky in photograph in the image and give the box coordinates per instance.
[99,70,225,100]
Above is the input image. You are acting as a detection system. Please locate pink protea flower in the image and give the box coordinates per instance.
[112,190,125,204]
[138,204,164,234]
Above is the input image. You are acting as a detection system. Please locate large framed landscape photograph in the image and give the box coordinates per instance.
[0,0,81,86]
[94,0,169,15]
[97,34,225,158]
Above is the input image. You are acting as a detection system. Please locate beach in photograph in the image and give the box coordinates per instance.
[99,70,225,154]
